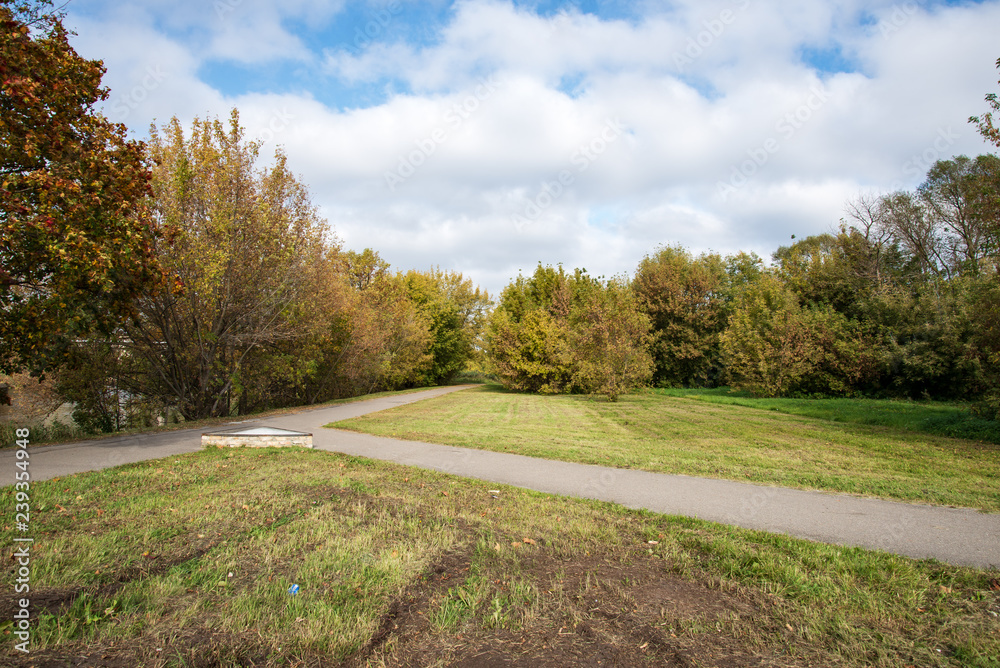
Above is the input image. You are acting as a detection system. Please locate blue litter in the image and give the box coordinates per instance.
[288,584,300,595]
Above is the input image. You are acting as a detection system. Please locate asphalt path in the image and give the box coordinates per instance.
[4,385,998,568]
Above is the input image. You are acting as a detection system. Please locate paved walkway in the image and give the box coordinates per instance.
[4,386,998,568]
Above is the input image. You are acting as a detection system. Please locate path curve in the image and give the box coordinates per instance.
[4,385,998,568]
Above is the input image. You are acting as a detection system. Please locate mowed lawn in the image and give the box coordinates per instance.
[331,385,1000,513]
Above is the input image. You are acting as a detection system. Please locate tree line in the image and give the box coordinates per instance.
[487,145,1000,413]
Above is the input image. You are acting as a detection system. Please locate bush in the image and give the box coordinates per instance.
[721,276,878,397]
[486,265,653,400]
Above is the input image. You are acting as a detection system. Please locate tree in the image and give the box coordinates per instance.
[879,191,950,278]
[918,155,1000,271]
[306,269,432,401]
[570,277,653,401]
[633,246,729,387]
[486,264,652,399]
[404,268,491,385]
[720,275,877,397]
[125,111,332,419]
[343,248,390,290]
[485,266,575,393]
[843,194,909,289]
[486,306,574,393]
[0,0,159,375]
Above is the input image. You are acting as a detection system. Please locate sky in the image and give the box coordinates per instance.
[62,0,1000,296]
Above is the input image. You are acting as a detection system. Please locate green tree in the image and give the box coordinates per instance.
[869,280,986,400]
[486,306,574,393]
[486,264,652,399]
[918,155,1000,271]
[570,277,653,401]
[404,268,491,385]
[721,275,877,397]
[633,246,728,387]
[306,268,432,401]
[0,0,159,375]
[485,266,574,393]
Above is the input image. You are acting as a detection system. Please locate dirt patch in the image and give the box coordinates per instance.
[344,546,476,667]
[1,538,222,622]
[363,545,812,668]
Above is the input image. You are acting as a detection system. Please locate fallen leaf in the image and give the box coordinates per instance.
[939,586,952,594]
[442,491,449,497]
[511,541,521,548]
[494,543,502,552]
[786,623,794,632]
[523,538,536,545]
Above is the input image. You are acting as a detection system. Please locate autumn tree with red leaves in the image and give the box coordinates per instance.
[0,0,159,375]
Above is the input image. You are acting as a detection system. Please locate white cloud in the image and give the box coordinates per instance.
[64,0,1000,295]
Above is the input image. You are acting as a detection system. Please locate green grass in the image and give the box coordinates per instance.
[656,387,1000,444]
[331,385,1000,512]
[1,447,998,666]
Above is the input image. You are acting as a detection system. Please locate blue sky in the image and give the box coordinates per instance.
[64,0,1000,295]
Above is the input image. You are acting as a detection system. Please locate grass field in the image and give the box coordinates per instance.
[332,385,1000,512]
[2,446,998,667]
[656,387,1000,444]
